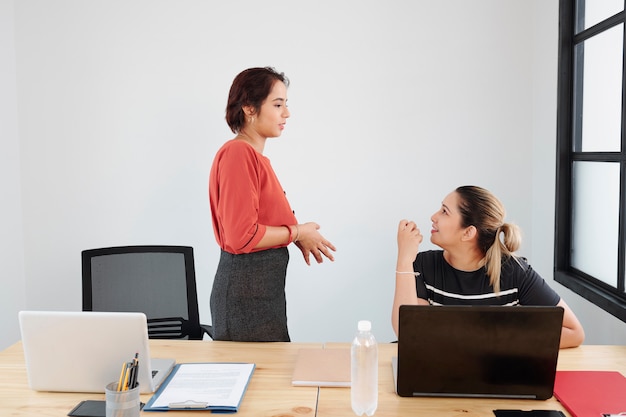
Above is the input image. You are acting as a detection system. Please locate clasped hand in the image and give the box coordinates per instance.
[295,222,336,265]
[397,219,423,264]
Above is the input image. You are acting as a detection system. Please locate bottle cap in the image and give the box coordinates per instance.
[357,320,371,332]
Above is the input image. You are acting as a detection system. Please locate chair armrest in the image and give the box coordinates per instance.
[200,323,214,339]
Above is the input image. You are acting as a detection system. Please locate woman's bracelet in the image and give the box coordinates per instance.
[282,224,300,244]
[282,225,293,244]
[395,270,420,276]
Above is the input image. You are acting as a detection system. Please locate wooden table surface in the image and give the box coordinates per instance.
[1,340,625,417]
[316,343,626,417]
[0,340,320,417]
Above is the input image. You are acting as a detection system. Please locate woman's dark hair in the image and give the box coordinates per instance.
[455,185,521,293]
[225,67,289,133]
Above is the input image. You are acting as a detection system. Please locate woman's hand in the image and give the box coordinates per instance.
[397,219,423,266]
[294,222,336,265]
[392,219,424,336]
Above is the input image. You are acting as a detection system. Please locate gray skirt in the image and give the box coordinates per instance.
[210,247,290,342]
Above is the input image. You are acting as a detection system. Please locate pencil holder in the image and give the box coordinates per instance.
[105,381,140,417]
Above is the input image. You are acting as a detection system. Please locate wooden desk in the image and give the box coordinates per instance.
[317,343,626,417]
[1,340,625,417]
[0,340,320,417]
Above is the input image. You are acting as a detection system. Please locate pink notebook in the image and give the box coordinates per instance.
[553,371,626,417]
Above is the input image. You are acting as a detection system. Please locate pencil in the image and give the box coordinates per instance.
[116,362,127,392]
[122,362,131,391]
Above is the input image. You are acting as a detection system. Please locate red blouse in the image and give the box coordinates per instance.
[209,139,297,254]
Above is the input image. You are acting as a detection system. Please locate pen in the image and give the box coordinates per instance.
[129,354,139,389]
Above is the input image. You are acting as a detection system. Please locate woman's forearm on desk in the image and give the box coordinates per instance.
[558,299,585,349]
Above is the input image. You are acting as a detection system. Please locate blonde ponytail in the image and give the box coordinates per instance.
[484,223,521,293]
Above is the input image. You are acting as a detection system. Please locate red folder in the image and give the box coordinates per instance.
[553,371,626,417]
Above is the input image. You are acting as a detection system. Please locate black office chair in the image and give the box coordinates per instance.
[82,245,213,340]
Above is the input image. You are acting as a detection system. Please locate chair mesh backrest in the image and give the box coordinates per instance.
[82,246,202,339]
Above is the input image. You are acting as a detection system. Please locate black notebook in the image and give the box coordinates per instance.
[493,411,566,417]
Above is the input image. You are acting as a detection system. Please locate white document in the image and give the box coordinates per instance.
[146,362,255,411]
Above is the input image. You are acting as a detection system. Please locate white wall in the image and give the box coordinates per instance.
[2,0,625,350]
[0,0,26,350]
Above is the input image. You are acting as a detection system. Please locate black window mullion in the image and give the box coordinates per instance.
[574,0,585,34]
[571,152,624,162]
[574,11,625,42]
[555,0,575,272]
[617,161,626,293]
[572,38,584,152]
[620,20,626,294]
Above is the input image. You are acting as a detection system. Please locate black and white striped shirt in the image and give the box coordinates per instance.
[413,250,560,306]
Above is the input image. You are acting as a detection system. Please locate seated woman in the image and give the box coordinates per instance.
[392,185,585,348]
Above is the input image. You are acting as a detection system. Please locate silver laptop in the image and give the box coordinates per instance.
[392,305,563,400]
[19,311,175,393]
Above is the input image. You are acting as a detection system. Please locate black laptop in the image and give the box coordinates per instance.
[393,305,564,400]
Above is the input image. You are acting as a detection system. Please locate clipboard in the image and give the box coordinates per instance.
[143,362,255,413]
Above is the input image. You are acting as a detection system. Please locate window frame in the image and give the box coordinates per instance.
[555,0,626,322]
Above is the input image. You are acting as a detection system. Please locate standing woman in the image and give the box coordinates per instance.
[392,185,585,348]
[209,67,336,342]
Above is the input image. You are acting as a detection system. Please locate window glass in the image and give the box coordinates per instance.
[571,161,619,287]
[575,0,624,33]
[573,23,623,152]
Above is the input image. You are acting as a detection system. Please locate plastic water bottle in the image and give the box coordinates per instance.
[351,320,378,416]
